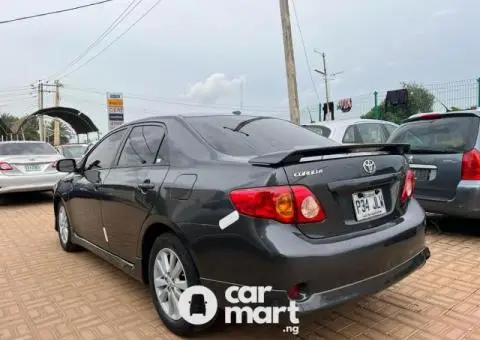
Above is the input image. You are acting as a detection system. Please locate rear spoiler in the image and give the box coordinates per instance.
[248,143,410,167]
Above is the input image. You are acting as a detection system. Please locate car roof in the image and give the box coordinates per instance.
[302,118,398,128]
[406,109,480,122]
[119,114,286,127]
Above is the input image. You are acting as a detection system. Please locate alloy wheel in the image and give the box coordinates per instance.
[58,205,69,245]
[153,248,188,320]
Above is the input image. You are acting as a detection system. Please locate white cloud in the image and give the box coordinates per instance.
[182,73,245,104]
[431,8,456,18]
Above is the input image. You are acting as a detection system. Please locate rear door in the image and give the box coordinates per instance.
[100,123,169,262]
[388,115,480,201]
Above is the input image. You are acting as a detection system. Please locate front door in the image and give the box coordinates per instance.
[100,124,169,262]
[67,128,127,250]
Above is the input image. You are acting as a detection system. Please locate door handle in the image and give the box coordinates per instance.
[138,180,155,191]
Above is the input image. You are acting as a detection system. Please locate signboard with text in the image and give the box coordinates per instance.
[106,92,124,131]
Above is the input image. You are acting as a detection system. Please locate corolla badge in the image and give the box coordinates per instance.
[293,169,324,177]
[362,159,376,174]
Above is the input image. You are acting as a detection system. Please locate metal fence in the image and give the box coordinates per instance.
[300,77,480,123]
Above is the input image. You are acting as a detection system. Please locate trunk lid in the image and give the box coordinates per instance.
[249,144,410,239]
[0,154,61,176]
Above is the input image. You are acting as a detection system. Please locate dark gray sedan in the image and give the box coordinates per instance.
[388,110,480,219]
[53,115,429,336]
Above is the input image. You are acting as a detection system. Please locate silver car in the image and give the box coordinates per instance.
[302,118,399,144]
[387,110,480,219]
[0,141,66,194]
[55,143,89,163]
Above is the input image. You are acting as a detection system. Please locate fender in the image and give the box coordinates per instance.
[135,214,203,276]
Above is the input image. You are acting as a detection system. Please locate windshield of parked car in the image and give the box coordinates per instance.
[186,116,338,156]
[62,145,88,158]
[0,142,58,155]
[388,116,480,153]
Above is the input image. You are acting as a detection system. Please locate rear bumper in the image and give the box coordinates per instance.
[197,199,428,311]
[417,180,480,219]
[0,172,66,194]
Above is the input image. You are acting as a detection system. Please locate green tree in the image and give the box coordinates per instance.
[362,82,435,124]
[0,113,39,140]
[45,120,74,145]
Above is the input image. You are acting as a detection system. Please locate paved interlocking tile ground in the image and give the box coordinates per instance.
[1,192,480,339]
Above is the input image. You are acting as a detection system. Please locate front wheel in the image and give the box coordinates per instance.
[148,233,216,336]
[56,203,80,252]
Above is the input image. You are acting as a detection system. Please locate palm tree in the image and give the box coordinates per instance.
[0,112,39,140]
[45,119,74,145]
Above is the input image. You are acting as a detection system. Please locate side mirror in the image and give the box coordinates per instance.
[56,158,77,173]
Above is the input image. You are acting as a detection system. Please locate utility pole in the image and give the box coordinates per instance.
[53,80,62,146]
[314,50,343,121]
[279,0,300,124]
[37,81,44,141]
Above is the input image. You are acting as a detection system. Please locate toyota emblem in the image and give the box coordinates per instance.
[362,159,376,174]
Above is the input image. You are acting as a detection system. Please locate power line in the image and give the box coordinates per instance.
[60,0,164,79]
[47,0,143,80]
[62,86,290,113]
[0,0,116,25]
[291,0,319,101]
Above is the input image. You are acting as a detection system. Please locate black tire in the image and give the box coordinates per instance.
[148,233,217,336]
[56,202,81,252]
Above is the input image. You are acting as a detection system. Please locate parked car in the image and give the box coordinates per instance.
[387,110,480,219]
[53,115,429,336]
[302,118,399,144]
[0,141,66,194]
[55,143,89,163]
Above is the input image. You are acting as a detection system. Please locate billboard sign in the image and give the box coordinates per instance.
[107,92,124,131]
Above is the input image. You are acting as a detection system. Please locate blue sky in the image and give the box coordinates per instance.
[0,0,478,135]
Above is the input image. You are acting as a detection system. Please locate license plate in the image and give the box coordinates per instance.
[352,189,387,221]
[25,164,41,172]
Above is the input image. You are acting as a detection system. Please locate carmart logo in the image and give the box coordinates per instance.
[178,285,300,334]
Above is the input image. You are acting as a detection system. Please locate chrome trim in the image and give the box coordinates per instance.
[300,151,389,163]
[409,164,437,170]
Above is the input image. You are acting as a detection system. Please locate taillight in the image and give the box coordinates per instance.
[0,161,13,171]
[461,149,480,180]
[401,169,415,204]
[229,185,325,224]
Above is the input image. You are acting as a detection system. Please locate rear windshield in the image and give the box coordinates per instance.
[186,116,338,156]
[62,145,88,158]
[0,142,58,156]
[302,125,331,137]
[388,116,480,153]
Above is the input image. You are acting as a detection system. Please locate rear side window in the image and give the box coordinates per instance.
[0,142,57,155]
[186,116,337,156]
[388,116,480,152]
[117,125,166,167]
[302,125,331,138]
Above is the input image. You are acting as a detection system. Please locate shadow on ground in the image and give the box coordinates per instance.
[0,191,53,207]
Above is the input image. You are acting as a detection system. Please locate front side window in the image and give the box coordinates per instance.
[84,129,126,170]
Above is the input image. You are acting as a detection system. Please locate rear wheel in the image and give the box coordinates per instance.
[148,233,216,336]
[56,203,80,252]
